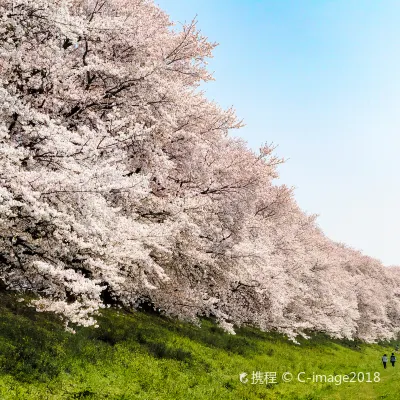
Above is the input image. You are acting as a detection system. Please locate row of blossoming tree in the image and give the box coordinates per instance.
[1,0,400,341]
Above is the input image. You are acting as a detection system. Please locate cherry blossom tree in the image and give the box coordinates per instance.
[1,0,399,341]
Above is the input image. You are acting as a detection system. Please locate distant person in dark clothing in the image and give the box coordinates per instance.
[382,354,388,369]
[391,353,396,367]
[396,344,399,352]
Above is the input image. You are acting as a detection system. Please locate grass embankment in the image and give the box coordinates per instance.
[0,291,398,400]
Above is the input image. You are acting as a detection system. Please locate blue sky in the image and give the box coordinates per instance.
[156,0,400,266]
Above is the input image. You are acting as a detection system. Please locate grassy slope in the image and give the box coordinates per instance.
[0,292,398,400]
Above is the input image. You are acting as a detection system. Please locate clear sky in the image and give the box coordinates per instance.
[156,0,400,266]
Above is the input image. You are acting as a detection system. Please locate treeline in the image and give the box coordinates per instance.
[1,0,399,341]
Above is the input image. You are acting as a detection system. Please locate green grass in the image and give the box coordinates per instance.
[0,291,398,399]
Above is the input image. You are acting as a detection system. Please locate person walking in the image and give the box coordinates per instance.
[382,354,388,369]
[390,353,396,367]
